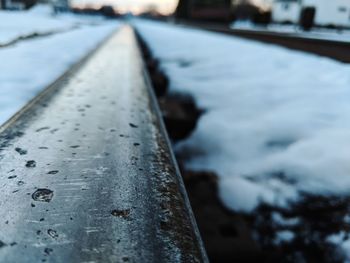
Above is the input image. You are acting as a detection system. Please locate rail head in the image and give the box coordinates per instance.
[0,25,208,263]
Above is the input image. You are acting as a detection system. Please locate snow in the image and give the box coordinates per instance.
[274,230,295,245]
[271,212,300,227]
[327,232,350,262]
[0,4,107,46]
[134,19,350,214]
[0,5,119,125]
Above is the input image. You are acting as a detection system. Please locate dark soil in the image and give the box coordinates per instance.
[181,167,350,263]
[182,171,262,263]
[158,94,203,141]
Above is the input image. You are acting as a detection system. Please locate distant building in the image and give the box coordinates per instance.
[272,0,350,28]
[272,0,300,23]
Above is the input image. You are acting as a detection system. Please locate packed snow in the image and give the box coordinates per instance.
[0,6,119,124]
[134,20,350,212]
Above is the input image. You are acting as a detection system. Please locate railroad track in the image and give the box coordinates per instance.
[180,22,350,63]
[0,25,208,262]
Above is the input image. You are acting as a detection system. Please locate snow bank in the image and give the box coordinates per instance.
[0,4,106,46]
[134,20,350,213]
[0,17,118,124]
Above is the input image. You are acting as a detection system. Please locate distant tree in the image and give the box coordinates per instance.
[232,0,271,24]
[175,0,192,19]
[99,5,116,18]
[0,0,6,9]
[192,0,231,8]
[176,0,232,21]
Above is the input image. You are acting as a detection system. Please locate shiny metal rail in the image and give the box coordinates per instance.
[0,25,208,263]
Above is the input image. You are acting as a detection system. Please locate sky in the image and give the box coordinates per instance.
[236,0,273,10]
[70,0,272,15]
[71,0,179,14]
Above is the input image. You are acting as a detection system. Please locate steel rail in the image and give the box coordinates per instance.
[0,25,208,263]
[178,22,350,63]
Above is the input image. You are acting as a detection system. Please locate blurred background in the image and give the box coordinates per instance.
[3,0,350,32]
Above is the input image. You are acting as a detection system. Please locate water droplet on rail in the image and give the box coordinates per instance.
[36,127,50,132]
[26,160,36,168]
[50,128,59,134]
[111,209,130,219]
[47,229,58,239]
[44,248,53,255]
[47,170,59,175]
[32,189,53,202]
[15,147,27,155]
[0,241,6,248]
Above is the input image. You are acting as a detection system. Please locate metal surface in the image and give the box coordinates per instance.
[0,25,208,263]
[179,22,350,63]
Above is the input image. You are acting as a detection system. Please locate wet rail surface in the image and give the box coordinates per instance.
[181,22,350,63]
[0,25,208,262]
